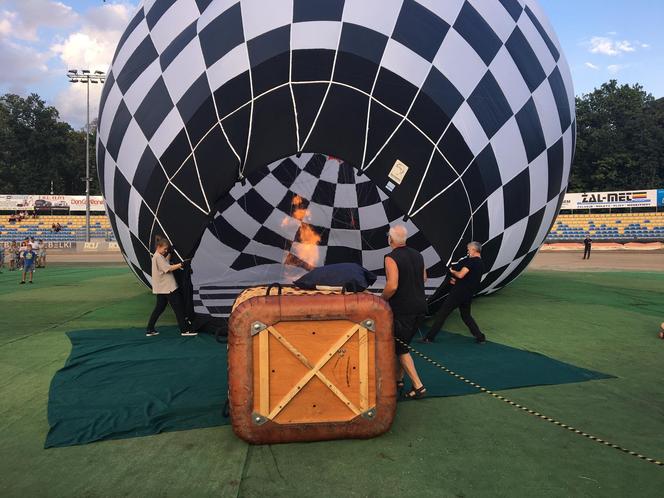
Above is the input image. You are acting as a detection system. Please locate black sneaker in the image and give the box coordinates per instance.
[475,336,487,344]
[181,330,198,337]
[28,281,33,284]
[145,330,159,337]
[19,281,25,284]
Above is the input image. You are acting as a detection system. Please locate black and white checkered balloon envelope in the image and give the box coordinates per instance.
[98,0,575,317]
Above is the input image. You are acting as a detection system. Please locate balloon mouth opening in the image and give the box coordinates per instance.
[188,152,441,295]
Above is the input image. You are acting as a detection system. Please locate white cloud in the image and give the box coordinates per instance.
[50,2,136,125]
[50,2,134,71]
[55,82,105,129]
[584,62,600,70]
[588,36,638,56]
[85,2,135,32]
[641,43,650,49]
[0,10,17,37]
[51,31,118,73]
[0,37,50,90]
[1,0,78,41]
[607,64,627,74]
[0,1,138,126]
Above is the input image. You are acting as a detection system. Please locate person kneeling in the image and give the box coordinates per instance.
[147,238,196,337]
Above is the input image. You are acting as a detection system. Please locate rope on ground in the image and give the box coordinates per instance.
[399,338,664,468]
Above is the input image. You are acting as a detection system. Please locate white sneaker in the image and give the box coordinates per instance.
[180,330,198,337]
[146,330,159,337]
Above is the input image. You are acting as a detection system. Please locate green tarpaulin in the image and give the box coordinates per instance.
[45,327,612,448]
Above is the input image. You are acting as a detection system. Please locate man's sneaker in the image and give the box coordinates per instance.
[181,330,198,337]
[28,281,33,284]
[145,330,159,337]
[475,336,487,344]
[19,281,25,284]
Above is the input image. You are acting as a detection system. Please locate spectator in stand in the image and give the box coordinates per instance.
[20,243,36,284]
[38,240,46,268]
[0,242,5,273]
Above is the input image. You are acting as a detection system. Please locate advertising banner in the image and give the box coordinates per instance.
[658,189,664,208]
[0,241,76,251]
[0,195,105,212]
[562,190,658,210]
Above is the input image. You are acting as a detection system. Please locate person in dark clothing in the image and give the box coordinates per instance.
[146,237,196,337]
[381,225,427,399]
[583,236,592,259]
[421,242,486,344]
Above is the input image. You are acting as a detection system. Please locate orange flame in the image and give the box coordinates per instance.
[282,194,321,271]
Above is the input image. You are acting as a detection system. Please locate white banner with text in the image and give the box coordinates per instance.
[0,195,106,212]
[562,190,658,210]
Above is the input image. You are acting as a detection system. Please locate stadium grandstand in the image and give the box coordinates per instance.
[2,212,663,244]
[2,191,664,244]
[0,215,114,243]
[548,212,664,241]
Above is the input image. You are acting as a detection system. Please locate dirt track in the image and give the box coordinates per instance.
[47,252,125,264]
[529,250,664,272]
[45,249,664,272]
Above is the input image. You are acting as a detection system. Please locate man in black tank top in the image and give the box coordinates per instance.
[422,242,486,344]
[381,225,427,399]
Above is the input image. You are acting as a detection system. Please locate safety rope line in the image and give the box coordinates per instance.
[398,338,664,468]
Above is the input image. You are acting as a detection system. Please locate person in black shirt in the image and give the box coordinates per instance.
[583,236,592,259]
[421,241,486,344]
[381,225,427,399]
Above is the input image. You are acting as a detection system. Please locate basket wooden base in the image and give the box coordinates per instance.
[228,287,396,444]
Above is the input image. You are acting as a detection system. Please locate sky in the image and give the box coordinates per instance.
[0,0,663,129]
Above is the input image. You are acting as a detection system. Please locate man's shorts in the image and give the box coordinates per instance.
[393,314,425,355]
[23,263,34,273]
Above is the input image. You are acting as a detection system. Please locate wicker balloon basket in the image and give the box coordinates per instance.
[227,285,396,444]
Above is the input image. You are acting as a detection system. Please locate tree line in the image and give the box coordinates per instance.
[571,80,664,192]
[0,93,98,195]
[0,80,663,196]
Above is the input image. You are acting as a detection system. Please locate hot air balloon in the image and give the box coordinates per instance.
[97,0,575,318]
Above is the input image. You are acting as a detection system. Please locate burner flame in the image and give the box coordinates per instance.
[282,195,321,271]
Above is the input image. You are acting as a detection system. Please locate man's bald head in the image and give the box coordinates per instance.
[388,225,408,247]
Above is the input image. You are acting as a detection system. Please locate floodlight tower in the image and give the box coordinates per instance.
[67,69,106,242]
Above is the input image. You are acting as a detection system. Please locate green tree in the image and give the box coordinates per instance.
[571,80,664,191]
[0,93,95,195]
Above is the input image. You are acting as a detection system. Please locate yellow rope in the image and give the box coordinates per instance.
[398,338,664,468]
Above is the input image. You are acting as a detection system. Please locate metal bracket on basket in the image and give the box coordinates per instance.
[361,408,376,420]
[252,413,268,425]
[250,321,267,336]
[360,318,375,332]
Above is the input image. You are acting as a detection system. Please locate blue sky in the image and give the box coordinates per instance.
[0,0,662,128]
[539,0,664,97]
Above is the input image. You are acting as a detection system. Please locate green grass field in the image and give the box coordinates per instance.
[1,264,663,497]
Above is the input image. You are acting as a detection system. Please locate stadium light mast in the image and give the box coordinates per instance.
[67,69,106,242]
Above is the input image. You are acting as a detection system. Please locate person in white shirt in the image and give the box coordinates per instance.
[146,238,196,337]
[31,239,41,267]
